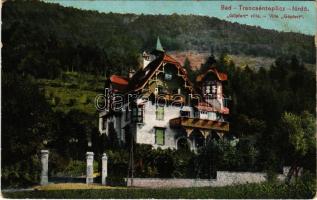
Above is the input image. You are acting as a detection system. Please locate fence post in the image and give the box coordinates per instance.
[86,152,94,184]
[102,153,108,185]
[40,150,49,185]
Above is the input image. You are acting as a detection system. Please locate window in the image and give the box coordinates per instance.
[155,128,165,145]
[132,105,144,123]
[138,106,144,123]
[223,98,228,107]
[165,73,172,80]
[212,82,217,94]
[180,110,190,117]
[125,108,129,121]
[102,117,107,130]
[208,112,217,120]
[158,85,163,94]
[156,106,164,120]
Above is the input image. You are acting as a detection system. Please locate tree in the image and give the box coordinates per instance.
[280,111,315,182]
[2,73,55,187]
[183,57,197,83]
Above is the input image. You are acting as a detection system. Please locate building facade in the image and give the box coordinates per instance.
[99,38,229,151]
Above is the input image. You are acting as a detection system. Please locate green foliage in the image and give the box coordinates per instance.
[2,1,315,81]
[106,149,129,178]
[195,138,258,176]
[1,73,54,187]
[281,112,314,157]
[277,111,316,180]
[214,53,316,172]
[3,181,316,199]
[62,160,86,177]
[58,160,98,177]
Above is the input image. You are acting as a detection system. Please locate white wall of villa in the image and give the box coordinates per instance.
[136,102,194,149]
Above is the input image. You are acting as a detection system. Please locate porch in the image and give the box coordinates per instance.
[170,117,229,151]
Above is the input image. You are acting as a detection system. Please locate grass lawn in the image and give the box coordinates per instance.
[2,181,315,199]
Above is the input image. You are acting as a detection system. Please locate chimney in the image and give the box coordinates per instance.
[129,69,135,78]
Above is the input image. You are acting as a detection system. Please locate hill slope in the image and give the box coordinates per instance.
[2,0,315,79]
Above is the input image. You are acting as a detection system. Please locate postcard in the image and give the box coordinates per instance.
[1,0,316,199]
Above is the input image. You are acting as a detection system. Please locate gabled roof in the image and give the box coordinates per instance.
[125,53,193,93]
[196,67,228,82]
[109,75,129,92]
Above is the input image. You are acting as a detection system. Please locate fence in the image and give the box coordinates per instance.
[40,149,289,187]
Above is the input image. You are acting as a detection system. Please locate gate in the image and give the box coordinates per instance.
[40,150,108,185]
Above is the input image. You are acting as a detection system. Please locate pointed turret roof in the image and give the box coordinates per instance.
[156,36,164,52]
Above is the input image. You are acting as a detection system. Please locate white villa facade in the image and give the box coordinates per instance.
[99,38,229,151]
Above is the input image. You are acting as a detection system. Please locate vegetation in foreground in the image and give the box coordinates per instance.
[2,180,316,199]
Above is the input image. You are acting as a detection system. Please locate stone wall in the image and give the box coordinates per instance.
[126,178,216,188]
[215,171,266,186]
[126,171,286,188]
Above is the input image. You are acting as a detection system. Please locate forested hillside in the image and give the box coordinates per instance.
[2,0,315,79]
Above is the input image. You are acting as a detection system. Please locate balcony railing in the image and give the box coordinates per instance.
[169,117,229,132]
[155,93,185,102]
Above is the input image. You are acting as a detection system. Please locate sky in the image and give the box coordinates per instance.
[45,1,315,35]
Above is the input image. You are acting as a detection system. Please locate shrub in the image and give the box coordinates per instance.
[67,98,76,106]
[265,169,278,182]
[79,94,89,104]
[62,160,86,177]
[52,96,60,106]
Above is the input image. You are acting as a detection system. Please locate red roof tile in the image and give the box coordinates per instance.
[196,67,228,82]
[110,75,129,85]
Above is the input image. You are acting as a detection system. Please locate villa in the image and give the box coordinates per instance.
[99,38,229,151]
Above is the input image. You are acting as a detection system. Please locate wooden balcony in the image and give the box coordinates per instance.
[169,117,229,132]
[156,94,185,103]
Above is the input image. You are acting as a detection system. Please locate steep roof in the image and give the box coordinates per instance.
[110,75,129,85]
[109,75,129,92]
[125,53,193,93]
[156,37,164,52]
[196,67,228,82]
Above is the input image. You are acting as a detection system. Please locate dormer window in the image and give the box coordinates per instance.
[212,85,217,94]
[165,73,172,81]
[206,86,211,94]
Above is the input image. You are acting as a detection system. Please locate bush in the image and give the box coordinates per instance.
[67,98,76,106]
[2,181,316,199]
[52,96,60,106]
[265,170,278,182]
[2,73,53,188]
[79,94,89,104]
[1,155,41,188]
[62,160,86,177]
[106,177,126,186]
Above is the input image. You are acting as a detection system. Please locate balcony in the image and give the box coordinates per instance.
[169,117,229,132]
[155,93,185,103]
